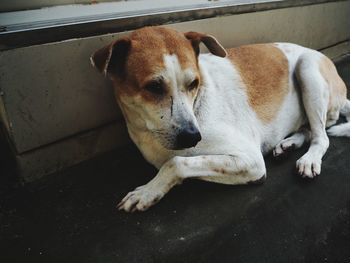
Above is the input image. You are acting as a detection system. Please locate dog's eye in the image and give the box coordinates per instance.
[188,79,199,91]
[144,80,164,95]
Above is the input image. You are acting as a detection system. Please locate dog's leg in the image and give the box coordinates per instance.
[295,54,330,178]
[117,153,266,212]
[273,128,311,157]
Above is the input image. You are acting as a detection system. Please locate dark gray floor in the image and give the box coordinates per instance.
[1,56,350,263]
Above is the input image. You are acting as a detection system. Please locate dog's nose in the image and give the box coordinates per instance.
[176,126,202,149]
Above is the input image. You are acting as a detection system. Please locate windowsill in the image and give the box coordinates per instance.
[0,0,345,50]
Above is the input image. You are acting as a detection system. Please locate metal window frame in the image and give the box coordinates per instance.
[0,0,122,13]
[0,0,347,50]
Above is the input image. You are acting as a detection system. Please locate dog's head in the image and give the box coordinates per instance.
[91,26,226,150]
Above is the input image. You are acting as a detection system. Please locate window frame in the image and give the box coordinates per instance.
[0,0,345,51]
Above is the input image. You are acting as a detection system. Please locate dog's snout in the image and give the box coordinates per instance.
[176,125,202,149]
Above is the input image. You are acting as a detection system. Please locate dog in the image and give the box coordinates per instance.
[91,26,350,212]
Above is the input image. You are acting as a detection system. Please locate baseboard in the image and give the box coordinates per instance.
[16,121,129,182]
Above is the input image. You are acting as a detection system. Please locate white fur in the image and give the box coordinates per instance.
[328,122,350,136]
[117,43,348,212]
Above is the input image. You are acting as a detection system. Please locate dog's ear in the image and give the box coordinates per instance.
[90,37,131,77]
[184,32,227,58]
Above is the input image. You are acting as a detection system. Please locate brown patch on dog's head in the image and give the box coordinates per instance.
[91,27,223,100]
[121,27,198,101]
[90,26,227,82]
[228,44,289,123]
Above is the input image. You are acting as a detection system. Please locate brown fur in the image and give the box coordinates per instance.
[319,56,347,111]
[228,44,290,123]
[114,27,199,103]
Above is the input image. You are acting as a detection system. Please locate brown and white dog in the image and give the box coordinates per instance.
[91,26,350,212]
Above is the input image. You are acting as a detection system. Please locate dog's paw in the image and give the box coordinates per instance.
[273,139,296,158]
[327,123,350,137]
[117,185,164,212]
[296,155,321,179]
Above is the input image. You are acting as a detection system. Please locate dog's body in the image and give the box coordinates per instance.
[91,27,349,212]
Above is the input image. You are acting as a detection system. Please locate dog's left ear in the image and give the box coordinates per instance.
[184,32,227,58]
[90,37,131,77]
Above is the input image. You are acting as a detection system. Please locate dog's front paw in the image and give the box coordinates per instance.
[296,154,321,179]
[117,185,164,212]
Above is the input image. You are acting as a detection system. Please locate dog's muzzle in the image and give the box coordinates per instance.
[175,125,202,149]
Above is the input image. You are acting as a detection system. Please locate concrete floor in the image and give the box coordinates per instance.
[1,56,350,263]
